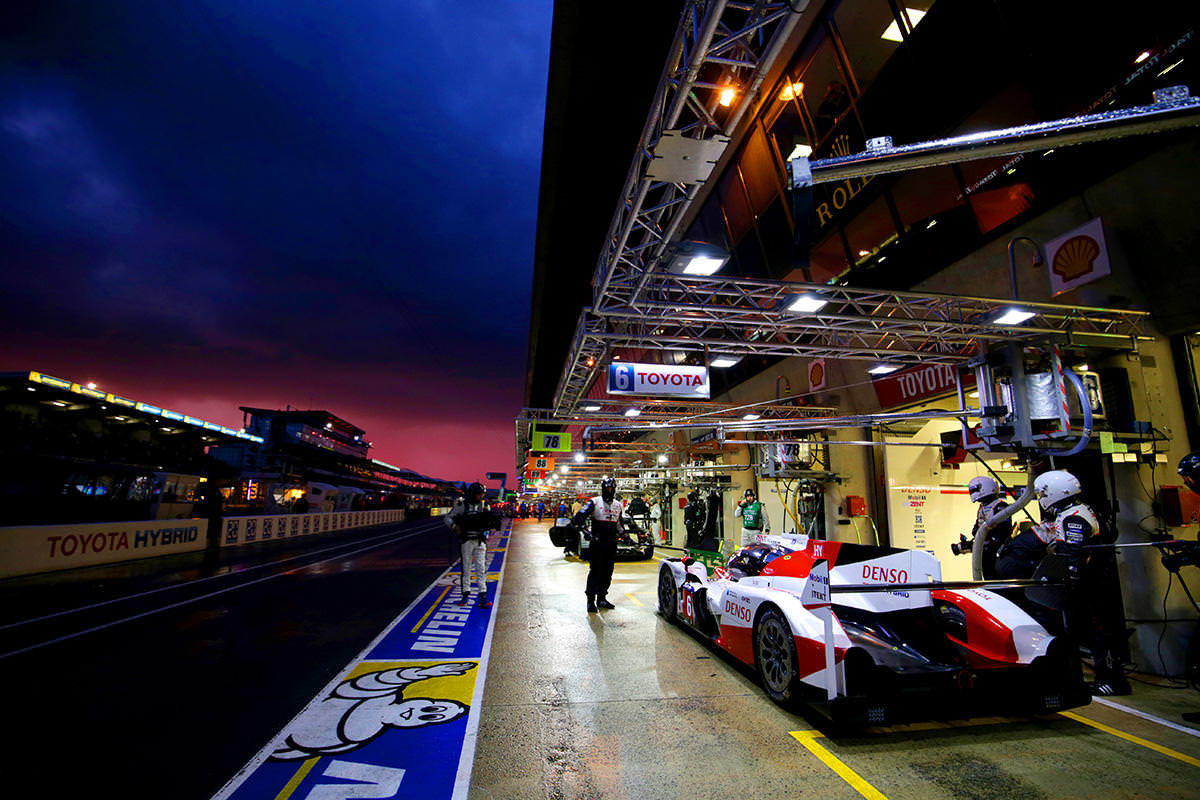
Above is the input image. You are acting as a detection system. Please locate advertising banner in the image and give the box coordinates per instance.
[808,358,826,392]
[0,518,205,578]
[872,363,974,410]
[606,362,710,398]
[1046,216,1110,296]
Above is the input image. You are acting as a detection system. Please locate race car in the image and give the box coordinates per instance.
[657,533,1088,727]
[548,517,655,560]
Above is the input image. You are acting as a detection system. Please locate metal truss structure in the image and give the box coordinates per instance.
[528,0,1195,481]
[553,276,1150,417]
[592,0,807,311]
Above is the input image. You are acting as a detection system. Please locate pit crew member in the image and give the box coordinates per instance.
[446,482,498,608]
[734,488,770,548]
[572,477,625,613]
[1033,469,1129,696]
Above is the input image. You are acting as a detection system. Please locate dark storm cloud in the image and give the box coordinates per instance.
[0,0,551,476]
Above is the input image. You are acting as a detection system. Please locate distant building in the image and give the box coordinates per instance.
[209,407,457,515]
[0,370,253,525]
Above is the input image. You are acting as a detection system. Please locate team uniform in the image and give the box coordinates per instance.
[1033,471,1128,695]
[445,487,498,607]
[572,482,625,611]
[734,494,770,549]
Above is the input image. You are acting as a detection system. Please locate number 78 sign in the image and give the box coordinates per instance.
[531,430,571,452]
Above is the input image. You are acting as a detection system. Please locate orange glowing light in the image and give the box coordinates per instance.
[779,82,803,101]
[718,87,736,107]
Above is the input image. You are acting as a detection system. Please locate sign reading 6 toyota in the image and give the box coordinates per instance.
[606,362,710,398]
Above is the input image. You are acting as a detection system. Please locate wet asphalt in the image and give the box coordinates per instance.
[0,517,457,799]
[469,520,1200,800]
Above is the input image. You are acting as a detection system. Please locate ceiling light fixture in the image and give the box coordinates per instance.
[868,364,900,375]
[786,293,828,313]
[881,8,927,42]
[993,307,1036,325]
[710,356,742,368]
[624,408,641,418]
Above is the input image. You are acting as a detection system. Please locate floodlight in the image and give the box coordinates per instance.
[573,452,584,463]
[993,307,1036,325]
[710,356,742,368]
[786,293,828,313]
[581,404,602,412]
[868,364,900,375]
[657,454,669,464]
[881,8,927,42]
[624,408,641,417]
[666,242,729,276]
[683,256,725,275]
[742,413,761,421]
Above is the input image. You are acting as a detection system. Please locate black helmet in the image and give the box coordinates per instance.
[688,490,700,502]
[1180,452,1200,495]
[744,488,756,499]
[600,477,617,500]
[467,482,485,499]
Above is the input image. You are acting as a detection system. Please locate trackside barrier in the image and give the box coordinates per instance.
[220,509,404,546]
[0,509,406,579]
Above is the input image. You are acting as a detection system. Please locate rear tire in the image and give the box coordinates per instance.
[657,566,678,621]
[642,545,655,560]
[755,607,801,707]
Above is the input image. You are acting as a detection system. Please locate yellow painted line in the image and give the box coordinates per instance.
[625,592,643,607]
[274,757,320,799]
[410,585,453,633]
[1060,711,1200,768]
[790,731,889,800]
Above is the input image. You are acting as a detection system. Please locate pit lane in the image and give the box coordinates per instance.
[469,520,1200,799]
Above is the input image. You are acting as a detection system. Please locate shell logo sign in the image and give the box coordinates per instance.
[1046,217,1110,295]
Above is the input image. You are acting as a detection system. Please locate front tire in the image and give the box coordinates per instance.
[657,566,678,621]
[642,544,655,560]
[755,607,801,707]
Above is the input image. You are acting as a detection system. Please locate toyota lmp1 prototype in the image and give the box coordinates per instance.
[657,533,1088,726]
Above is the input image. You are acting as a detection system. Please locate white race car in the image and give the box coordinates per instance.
[657,533,1088,726]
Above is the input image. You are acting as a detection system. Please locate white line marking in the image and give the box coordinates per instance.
[0,519,443,632]
[1091,697,1200,739]
[0,526,441,660]
[451,523,511,800]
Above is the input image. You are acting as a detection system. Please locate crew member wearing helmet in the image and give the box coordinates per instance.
[1032,469,1129,696]
[734,487,770,549]
[445,482,499,608]
[683,490,707,549]
[960,476,1046,579]
[571,477,625,613]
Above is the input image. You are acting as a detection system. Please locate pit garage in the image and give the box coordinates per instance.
[513,0,1200,795]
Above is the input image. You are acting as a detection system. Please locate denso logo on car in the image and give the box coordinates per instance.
[862,564,909,583]
[724,597,752,623]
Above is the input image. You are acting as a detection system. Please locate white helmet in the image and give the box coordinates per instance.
[967,476,999,503]
[1033,470,1081,511]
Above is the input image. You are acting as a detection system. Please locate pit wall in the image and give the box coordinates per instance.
[0,509,405,579]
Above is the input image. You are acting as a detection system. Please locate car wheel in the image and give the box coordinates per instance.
[755,607,800,706]
[642,544,654,560]
[657,566,678,621]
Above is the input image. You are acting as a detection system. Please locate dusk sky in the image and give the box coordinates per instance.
[0,1,552,481]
